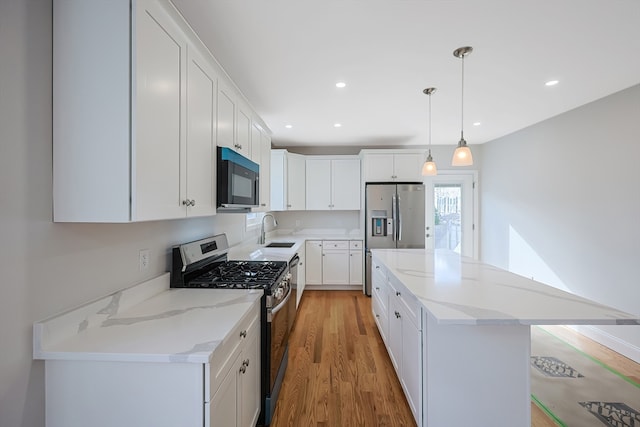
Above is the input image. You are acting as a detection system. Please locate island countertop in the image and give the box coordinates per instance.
[33,273,262,364]
[371,249,639,326]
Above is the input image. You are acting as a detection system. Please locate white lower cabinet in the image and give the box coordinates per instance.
[207,304,260,427]
[44,300,260,427]
[372,257,423,426]
[305,240,363,287]
[322,241,350,284]
[305,240,323,285]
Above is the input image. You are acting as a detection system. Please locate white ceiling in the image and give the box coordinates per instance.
[171,0,640,149]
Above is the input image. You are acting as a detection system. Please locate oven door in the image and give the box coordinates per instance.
[267,283,292,392]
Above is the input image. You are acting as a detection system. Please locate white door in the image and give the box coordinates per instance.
[424,172,477,258]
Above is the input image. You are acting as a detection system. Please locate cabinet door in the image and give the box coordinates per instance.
[332,159,361,210]
[287,153,306,210]
[250,122,262,164]
[217,83,235,150]
[210,353,239,427]
[236,106,251,158]
[402,317,422,423]
[305,241,323,285]
[322,249,350,285]
[363,154,394,182]
[134,0,188,220]
[349,249,363,285]
[270,150,286,211]
[305,158,332,210]
[186,46,217,217]
[239,327,261,427]
[393,153,424,182]
[388,297,402,374]
[257,131,271,211]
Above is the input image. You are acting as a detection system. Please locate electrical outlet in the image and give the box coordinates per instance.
[139,249,150,271]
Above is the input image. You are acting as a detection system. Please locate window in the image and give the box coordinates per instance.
[246,212,264,230]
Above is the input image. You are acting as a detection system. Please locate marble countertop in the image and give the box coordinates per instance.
[227,229,364,262]
[33,274,262,364]
[372,249,639,326]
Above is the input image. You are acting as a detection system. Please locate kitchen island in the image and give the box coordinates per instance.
[371,249,639,427]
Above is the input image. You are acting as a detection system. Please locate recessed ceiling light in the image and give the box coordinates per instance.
[334,123,342,128]
[335,82,346,88]
[285,124,292,129]
[473,122,481,126]
[545,80,559,86]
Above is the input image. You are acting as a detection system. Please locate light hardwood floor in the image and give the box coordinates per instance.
[271,291,640,427]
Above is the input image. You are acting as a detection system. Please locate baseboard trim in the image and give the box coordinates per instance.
[304,285,362,291]
[569,325,640,364]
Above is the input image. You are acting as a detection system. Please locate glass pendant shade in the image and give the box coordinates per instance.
[452,138,473,166]
[422,152,437,176]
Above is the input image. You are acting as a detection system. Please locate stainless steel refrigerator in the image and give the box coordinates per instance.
[365,183,425,295]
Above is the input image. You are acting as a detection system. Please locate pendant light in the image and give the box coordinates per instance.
[451,46,474,166]
[421,87,437,176]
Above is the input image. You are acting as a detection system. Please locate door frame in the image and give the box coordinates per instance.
[423,170,479,259]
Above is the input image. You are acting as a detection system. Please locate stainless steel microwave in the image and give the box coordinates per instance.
[217,146,259,212]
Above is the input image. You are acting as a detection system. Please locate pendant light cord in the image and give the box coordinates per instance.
[428,91,432,154]
[460,54,465,140]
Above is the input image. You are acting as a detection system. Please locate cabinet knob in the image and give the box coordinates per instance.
[182,200,189,206]
[375,287,380,291]
[240,330,247,338]
[190,199,196,206]
[243,359,250,367]
[375,266,380,269]
[239,365,247,374]
[395,311,401,319]
[396,291,401,297]
[261,203,266,206]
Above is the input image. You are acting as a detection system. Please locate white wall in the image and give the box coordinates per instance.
[0,3,258,426]
[479,84,640,361]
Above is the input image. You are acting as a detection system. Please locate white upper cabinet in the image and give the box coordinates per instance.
[52,0,269,222]
[271,150,306,211]
[252,124,271,212]
[216,81,236,152]
[235,102,251,158]
[184,44,217,217]
[361,151,425,183]
[305,157,360,210]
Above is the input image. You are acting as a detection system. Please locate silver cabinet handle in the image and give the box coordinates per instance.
[240,330,247,338]
[396,291,401,297]
[243,359,249,367]
[240,365,246,374]
[395,311,401,318]
[375,287,380,291]
[190,199,196,207]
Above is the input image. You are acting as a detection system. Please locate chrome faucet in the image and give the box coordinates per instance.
[259,213,277,245]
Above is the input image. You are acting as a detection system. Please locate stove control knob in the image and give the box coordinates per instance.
[274,287,284,299]
[285,273,292,281]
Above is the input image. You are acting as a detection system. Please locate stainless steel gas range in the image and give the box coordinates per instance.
[171,234,294,426]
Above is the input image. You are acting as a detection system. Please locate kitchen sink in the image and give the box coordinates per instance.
[264,242,296,248]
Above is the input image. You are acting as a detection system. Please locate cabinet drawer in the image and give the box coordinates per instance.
[349,240,363,249]
[323,240,349,250]
[388,274,421,329]
[206,305,259,400]
[372,292,388,343]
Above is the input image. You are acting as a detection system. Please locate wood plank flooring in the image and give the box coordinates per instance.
[270,291,640,427]
[271,290,416,427]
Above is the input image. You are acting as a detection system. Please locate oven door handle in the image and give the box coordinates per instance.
[268,286,292,321]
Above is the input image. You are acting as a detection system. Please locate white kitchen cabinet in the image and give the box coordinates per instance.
[184,44,218,217]
[43,294,260,427]
[270,150,306,211]
[252,123,271,212]
[217,82,236,152]
[207,301,261,427]
[361,151,425,183]
[296,244,306,308]
[235,103,252,158]
[322,241,350,285]
[371,259,389,343]
[305,240,323,285]
[349,240,363,285]
[386,274,423,425]
[305,157,360,210]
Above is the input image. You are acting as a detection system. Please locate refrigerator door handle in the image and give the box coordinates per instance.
[391,194,397,241]
[397,195,402,242]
